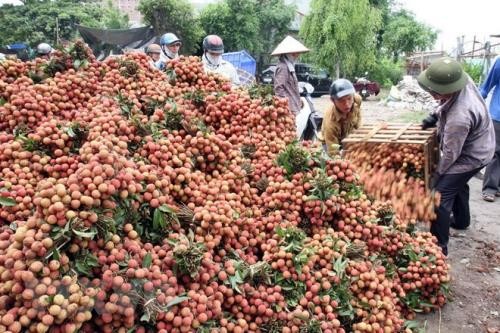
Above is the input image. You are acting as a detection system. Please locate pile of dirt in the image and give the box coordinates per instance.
[383,76,438,112]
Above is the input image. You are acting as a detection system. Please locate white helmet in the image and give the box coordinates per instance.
[37,43,52,55]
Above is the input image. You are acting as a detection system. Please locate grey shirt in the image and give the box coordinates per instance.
[436,77,495,175]
[274,58,301,114]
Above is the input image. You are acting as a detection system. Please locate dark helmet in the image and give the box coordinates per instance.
[203,35,224,54]
[329,79,355,100]
[160,33,181,47]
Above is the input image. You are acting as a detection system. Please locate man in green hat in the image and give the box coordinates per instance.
[417,57,495,256]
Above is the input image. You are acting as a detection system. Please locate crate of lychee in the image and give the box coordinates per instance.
[342,122,438,191]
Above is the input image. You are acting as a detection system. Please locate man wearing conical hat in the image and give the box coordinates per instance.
[271,36,309,114]
[417,57,495,256]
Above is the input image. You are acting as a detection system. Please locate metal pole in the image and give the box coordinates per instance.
[420,50,424,73]
[471,35,476,59]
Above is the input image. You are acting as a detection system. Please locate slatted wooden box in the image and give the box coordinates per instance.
[342,122,439,190]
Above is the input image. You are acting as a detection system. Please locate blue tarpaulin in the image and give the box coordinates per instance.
[7,43,28,50]
[222,50,256,76]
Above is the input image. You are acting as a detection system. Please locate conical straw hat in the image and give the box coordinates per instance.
[271,36,309,56]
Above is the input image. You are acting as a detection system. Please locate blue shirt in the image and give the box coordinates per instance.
[480,57,500,121]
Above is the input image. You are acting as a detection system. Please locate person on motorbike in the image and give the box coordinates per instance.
[320,79,362,155]
[145,43,163,70]
[159,33,182,66]
[271,36,309,114]
[36,43,53,60]
[201,35,240,86]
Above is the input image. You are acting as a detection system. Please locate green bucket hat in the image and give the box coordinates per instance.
[417,57,467,95]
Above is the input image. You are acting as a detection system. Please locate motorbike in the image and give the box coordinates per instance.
[353,72,381,100]
[296,82,323,141]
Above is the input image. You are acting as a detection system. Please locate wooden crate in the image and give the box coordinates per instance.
[342,122,439,190]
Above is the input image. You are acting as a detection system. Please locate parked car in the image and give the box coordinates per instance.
[260,63,332,97]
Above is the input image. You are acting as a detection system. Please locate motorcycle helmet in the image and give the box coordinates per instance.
[160,33,182,47]
[36,43,52,55]
[145,43,161,54]
[329,79,355,100]
[202,35,224,54]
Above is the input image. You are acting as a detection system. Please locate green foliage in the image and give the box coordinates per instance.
[199,0,295,65]
[0,0,103,46]
[273,272,306,308]
[308,169,337,201]
[100,0,130,29]
[74,250,99,276]
[0,196,16,207]
[368,56,404,88]
[172,232,206,278]
[320,257,355,321]
[138,0,204,54]
[462,61,483,84]
[300,0,382,78]
[275,226,306,254]
[276,141,311,177]
[381,9,437,61]
[200,1,258,53]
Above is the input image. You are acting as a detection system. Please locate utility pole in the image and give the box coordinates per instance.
[420,49,424,73]
[456,35,464,62]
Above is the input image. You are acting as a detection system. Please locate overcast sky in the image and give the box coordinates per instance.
[397,0,500,52]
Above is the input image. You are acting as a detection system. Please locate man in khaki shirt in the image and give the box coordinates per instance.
[320,79,362,155]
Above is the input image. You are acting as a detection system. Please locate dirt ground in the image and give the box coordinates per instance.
[312,95,500,333]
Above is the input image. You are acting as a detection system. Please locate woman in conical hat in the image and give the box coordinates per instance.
[271,36,309,114]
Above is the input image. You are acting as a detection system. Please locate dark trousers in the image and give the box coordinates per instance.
[432,167,482,254]
[482,120,500,195]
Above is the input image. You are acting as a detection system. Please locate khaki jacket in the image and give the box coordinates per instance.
[321,94,362,155]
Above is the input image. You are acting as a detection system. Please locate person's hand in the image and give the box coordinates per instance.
[421,113,438,130]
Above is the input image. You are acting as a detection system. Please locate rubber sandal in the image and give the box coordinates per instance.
[482,193,495,202]
[496,191,500,197]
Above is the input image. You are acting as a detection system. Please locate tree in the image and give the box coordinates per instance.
[382,9,437,61]
[256,0,296,67]
[138,0,204,54]
[300,0,382,79]
[0,0,103,46]
[200,1,259,53]
[100,0,130,29]
[199,0,295,66]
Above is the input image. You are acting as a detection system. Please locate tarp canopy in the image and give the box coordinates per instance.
[0,48,18,55]
[2,43,31,61]
[77,25,156,59]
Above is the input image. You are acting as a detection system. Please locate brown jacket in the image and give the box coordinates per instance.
[321,94,362,155]
[274,59,301,114]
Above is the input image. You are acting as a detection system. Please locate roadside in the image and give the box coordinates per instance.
[312,95,500,333]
